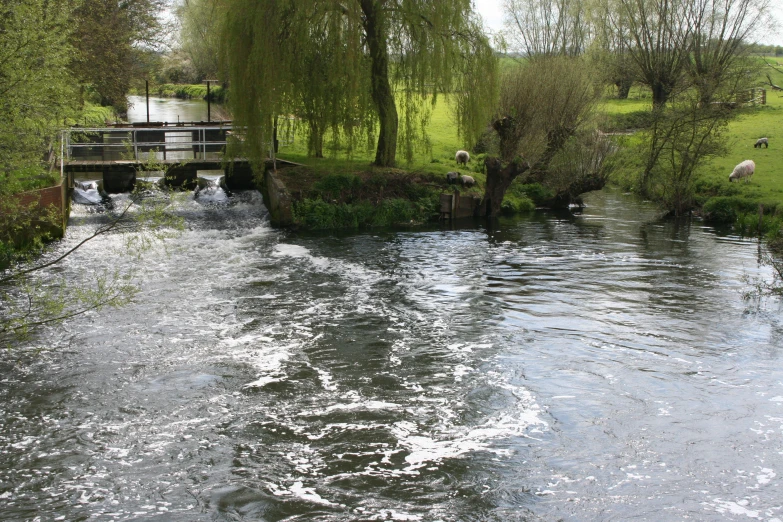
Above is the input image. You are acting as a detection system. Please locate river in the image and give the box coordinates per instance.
[126,95,213,124]
[1,183,782,521]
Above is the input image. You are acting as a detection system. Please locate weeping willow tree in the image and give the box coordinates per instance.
[220,0,497,167]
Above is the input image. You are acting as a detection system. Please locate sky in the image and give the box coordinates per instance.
[472,0,783,47]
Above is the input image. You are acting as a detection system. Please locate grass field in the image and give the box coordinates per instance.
[276,97,478,178]
[699,84,783,202]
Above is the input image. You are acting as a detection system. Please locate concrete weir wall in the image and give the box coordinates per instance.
[261,166,293,227]
[9,182,70,240]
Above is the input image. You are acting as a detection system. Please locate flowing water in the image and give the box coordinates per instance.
[2,187,783,521]
[126,95,212,124]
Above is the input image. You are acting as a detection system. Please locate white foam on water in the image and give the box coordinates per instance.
[315,367,338,391]
[367,510,422,521]
[289,481,337,506]
[319,400,401,414]
[273,244,311,258]
[388,381,546,473]
[226,337,297,389]
[194,186,229,204]
[707,498,760,518]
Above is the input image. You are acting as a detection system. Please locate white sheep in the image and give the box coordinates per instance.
[729,159,755,183]
[754,137,769,148]
[459,174,475,188]
[455,150,470,165]
[446,171,459,184]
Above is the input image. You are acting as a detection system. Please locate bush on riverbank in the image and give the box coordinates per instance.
[150,83,227,103]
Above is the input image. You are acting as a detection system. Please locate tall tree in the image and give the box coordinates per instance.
[503,0,592,57]
[483,57,606,216]
[220,0,497,167]
[70,0,167,113]
[177,0,223,82]
[590,0,637,99]
[612,0,693,108]
[0,0,75,184]
[685,0,769,106]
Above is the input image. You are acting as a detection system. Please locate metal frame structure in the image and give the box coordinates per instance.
[61,123,234,163]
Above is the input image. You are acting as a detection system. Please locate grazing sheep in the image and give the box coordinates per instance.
[459,174,475,188]
[446,171,459,185]
[729,159,755,183]
[455,150,470,165]
[754,137,769,148]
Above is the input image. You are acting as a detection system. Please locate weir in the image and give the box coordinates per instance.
[57,122,257,192]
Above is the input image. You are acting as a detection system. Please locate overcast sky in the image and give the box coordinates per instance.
[472,0,783,47]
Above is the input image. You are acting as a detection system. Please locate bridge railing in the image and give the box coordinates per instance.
[62,123,236,163]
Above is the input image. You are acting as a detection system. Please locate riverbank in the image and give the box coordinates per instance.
[133,83,227,103]
[265,72,783,237]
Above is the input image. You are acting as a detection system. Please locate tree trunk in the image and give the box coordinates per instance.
[540,173,608,209]
[525,126,574,183]
[483,156,530,218]
[651,82,670,108]
[361,0,398,167]
[616,78,633,99]
[308,121,324,158]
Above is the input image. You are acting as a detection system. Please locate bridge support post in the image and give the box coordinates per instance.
[103,166,136,193]
[163,164,199,189]
[223,162,256,191]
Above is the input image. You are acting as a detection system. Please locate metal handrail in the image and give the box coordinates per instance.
[62,124,238,162]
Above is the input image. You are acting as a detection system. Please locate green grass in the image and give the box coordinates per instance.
[598,86,653,114]
[276,97,480,175]
[699,92,783,203]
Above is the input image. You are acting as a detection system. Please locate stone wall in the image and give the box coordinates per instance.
[261,168,293,227]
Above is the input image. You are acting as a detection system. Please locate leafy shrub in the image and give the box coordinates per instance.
[292,197,431,230]
[519,183,555,205]
[501,195,535,214]
[736,212,783,238]
[371,199,417,226]
[153,84,227,102]
[702,196,743,223]
[312,173,362,202]
[703,196,783,239]
[602,110,655,132]
[693,178,742,201]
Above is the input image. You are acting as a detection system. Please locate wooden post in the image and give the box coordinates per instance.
[145,80,150,123]
[204,80,218,123]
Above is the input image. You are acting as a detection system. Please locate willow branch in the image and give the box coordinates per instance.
[0,198,136,285]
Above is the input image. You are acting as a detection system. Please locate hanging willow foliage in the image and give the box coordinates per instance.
[220,0,498,167]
